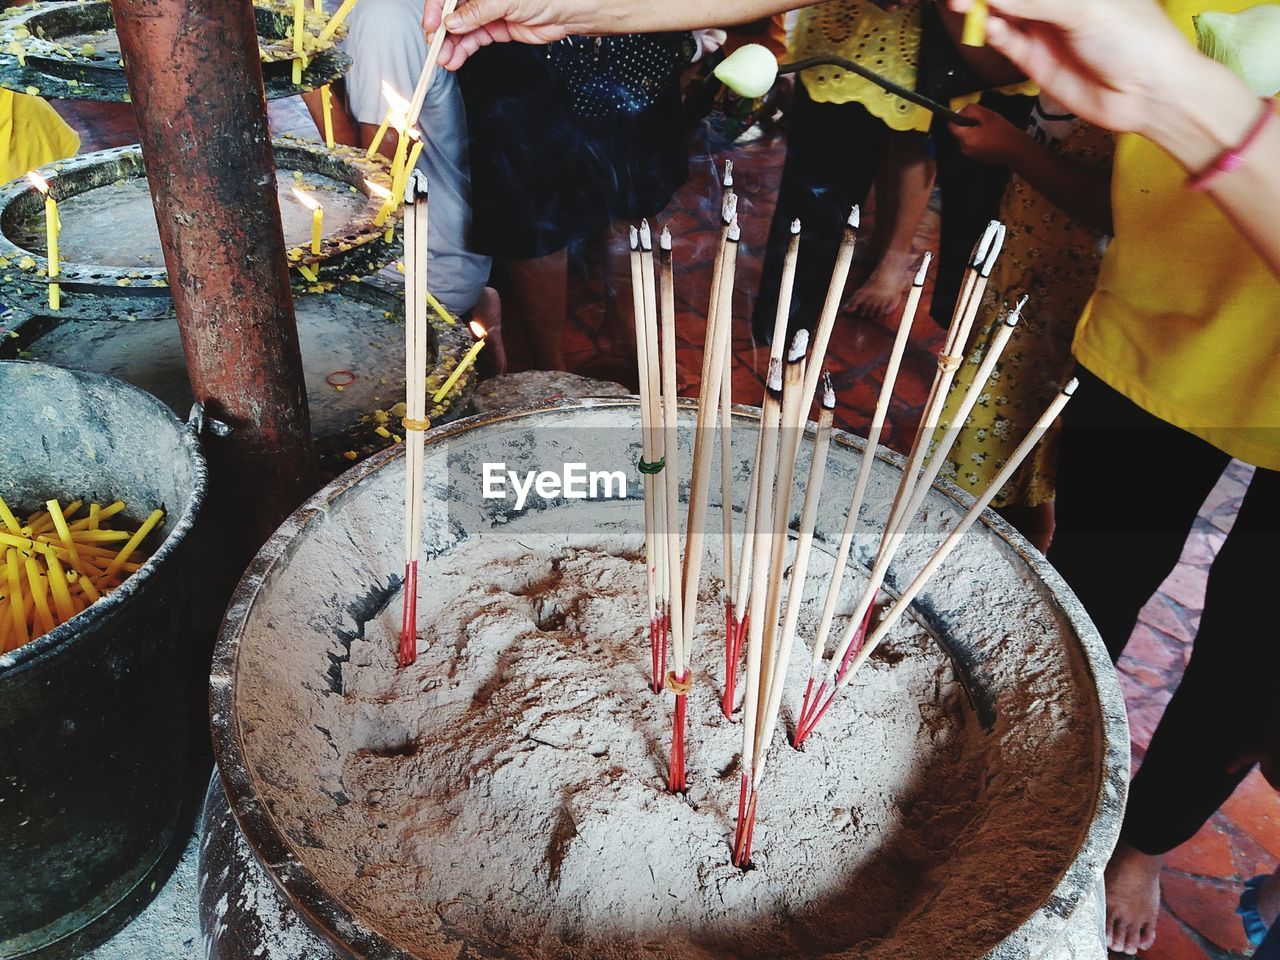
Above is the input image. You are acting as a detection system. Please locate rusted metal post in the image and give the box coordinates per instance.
[111,0,318,553]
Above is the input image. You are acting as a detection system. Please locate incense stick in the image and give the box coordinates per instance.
[753,329,809,741]
[733,356,783,867]
[673,211,739,793]
[755,373,835,787]
[718,168,737,662]
[406,0,458,127]
[798,207,859,419]
[798,251,931,731]
[398,170,430,668]
[658,227,684,719]
[640,222,669,693]
[629,227,662,692]
[725,219,800,718]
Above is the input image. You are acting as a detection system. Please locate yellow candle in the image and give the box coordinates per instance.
[321,84,335,148]
[46,498,80,568]
[291,188,324,255]
[433,325,487,401]
[25,556,55,636]
[102,509,164,580]
[387,129,409,197]
[365,110,392,159]
[29,174,62,311]
[44,553,76,623]
[313,0,322,13]
[317,0,360,43]
[962,0,989,46]
[292,0,306,83]
[5,549,27,646]
[0,494,21,534]
[367,178,395,227]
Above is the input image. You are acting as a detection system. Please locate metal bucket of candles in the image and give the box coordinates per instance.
[206,398,1127,960]
[0,361,208,958]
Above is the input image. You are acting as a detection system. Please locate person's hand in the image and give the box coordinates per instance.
[423,0,580,70]
[946,0,1194,137]
[949,103,1027,164]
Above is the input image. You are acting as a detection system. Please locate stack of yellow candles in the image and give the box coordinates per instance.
[0,496,164,653]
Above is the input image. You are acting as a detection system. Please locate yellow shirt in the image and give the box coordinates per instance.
[1072,0,1280,469]
[0,89,79,183]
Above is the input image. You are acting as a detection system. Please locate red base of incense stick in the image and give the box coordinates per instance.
[668,680,690,793]
[398,561,419,668]
[721,612,748,719]
[650,615,669,694]
[721,602,737,719]
[836,594,879,682]
[731,775,759,868]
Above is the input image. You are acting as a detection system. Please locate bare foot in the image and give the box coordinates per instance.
[848,265,905,321]
[1259,867,1280,929]
[1105,841,1163,955]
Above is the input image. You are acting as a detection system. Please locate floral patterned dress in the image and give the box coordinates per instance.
[937,97,1115,509]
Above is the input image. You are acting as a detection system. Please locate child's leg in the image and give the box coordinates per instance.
[750,86,888,342]
[849,132,935,320]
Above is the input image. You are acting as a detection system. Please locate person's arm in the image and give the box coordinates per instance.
[948,0,1280,278]
[949,103,1112,233]
[424,0,819,68]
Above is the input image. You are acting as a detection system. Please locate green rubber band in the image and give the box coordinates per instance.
[638,457,666,475]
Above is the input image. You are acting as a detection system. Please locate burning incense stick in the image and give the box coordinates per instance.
[798,207,859,418]
[658,227,684,716]
[718,165,737,672]
[733,356,784,867]
[629,225,662,692]
[753,329,809,730]
[798,251,931,731]
[398,170,430,669]
[838,381,1080,690]
[755,373,835,787]
[724,218,800,718]
[640,226,671,688]
[673,211,740,792]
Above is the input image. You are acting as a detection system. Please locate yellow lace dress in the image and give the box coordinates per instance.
[937,101,1115,509]
[789,0,932,132]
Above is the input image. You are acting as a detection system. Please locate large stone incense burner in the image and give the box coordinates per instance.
[208,399,1127,960]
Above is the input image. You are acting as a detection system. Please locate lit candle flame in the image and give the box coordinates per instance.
[469,320,487,340]
[365,179,391,200]
[291,187,320,210]
[381,82,411,131]
[26,172,50,195]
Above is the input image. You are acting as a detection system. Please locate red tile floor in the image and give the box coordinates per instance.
[49,82,1277,958]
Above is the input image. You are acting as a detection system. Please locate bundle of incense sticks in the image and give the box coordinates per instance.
[795,222,1031,745]
[0,495,163,652]
[627,193,739,792]
[628,222,670,694]
[398,170,430,668]
[724,206,859,719]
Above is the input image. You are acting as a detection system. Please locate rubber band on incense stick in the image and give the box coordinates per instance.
[637,457,666,475]
[666,671,693,695]
[401,417,430,432]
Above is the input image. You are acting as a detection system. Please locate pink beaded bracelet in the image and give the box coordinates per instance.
[1188,99,1276,192]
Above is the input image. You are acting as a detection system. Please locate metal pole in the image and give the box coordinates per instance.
[111,0,319,553]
